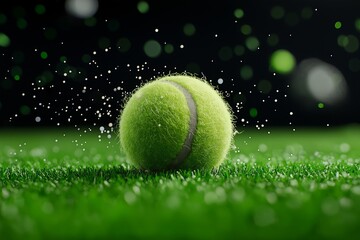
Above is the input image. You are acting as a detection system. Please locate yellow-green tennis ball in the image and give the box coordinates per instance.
[119,75,234,170]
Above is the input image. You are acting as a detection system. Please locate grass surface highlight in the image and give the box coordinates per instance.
[0,126,360,239]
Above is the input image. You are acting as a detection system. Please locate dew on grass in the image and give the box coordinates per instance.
[266,192,277,204]
[30,148,47,158]
[351,186,360,195]
[322,198,339,216]
[204,192,218,204]
[230,189,245,202]
[253,206,276,227]
[258,144,268,152]
[2,188,10,198]
[42,202,54,214]
[166,194,181,209]
[339,143,350,153]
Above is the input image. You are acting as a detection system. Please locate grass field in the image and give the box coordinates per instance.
[1,126,360,240]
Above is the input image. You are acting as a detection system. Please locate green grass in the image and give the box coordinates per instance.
[1,126,360,240]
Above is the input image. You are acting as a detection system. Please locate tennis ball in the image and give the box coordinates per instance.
[119,75,233,170]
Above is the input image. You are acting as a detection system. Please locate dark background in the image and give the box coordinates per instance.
[0,0,359,129]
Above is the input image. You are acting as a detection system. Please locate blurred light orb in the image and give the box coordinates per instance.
[0,33,10,47]
[137,1,150,14]
[144,40,161,58]
[234,9,244,19]
[65,0,99,19]
[292,58,348,107]
[270,49,296,74]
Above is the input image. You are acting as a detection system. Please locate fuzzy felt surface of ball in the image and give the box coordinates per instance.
[119,75,233,170]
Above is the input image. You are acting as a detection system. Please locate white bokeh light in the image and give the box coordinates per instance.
[306,63,346,104]
[292,58,348,107]
[65,0,99,19]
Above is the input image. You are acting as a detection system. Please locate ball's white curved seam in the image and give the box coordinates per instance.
[164,80,198,168]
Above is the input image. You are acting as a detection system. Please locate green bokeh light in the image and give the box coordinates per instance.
[144,40,161,58]
[164,43,174,54]
[234,45,245,56]
[44,28,57,40]
[117,38,131,53]
[318,103,325,109]
[241,24,252,35]
[98,37,111,49]
[40,51,48,59]
[37,71,54,87]
[270,49,296,74]
[218,46,233,61]
[335,21,342,29]
[258,80,272,94]
[137,1,149,14]
[245,37,259,51]
[35,4,46,15]
[240,65,253,80]
[82,54,91,64]
[355,19,360,31]
[0,33,10,47]
[17,18,27,29]
[60,56,67,63]
[271,6,285,19]
[249,108,258,118]
[337,35,349,47]
[11,66,23,80]
[61,65,78,80]
[344,35,359,53]
[301,7,313,19]
[234,9,244,19]
[0,14,7,25]
[183,23,196,37]
[338,35,359,52]
[20,105,31,115]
